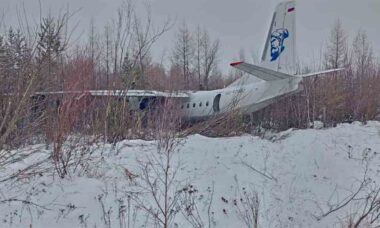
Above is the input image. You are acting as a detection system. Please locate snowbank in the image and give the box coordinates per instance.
[0,121,379,227]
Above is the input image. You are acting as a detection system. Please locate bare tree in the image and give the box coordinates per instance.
[103,23,113,88]
[131,5,171,88]
[200,29,220,90]
[171,22,194,89]
[108,0,171,89]
[324,19,348,69]
[112,0,133,78]
[195,26,202,89]
[316,20,348,126]
[184,25,220,90]
[352,30,373,78]
[88,18,101,89]
[132,99,183,228]
[351,30,376,121]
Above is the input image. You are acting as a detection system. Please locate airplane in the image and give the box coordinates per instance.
[33,0,342,121]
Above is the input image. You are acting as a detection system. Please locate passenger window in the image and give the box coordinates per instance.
[206,101,209,106]
[187,103,190,108]
[199,102,202,107]
[193,103,196,108]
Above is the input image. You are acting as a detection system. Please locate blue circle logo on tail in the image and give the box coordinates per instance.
[270,28,289,62]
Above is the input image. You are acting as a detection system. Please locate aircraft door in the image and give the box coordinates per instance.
[213,94,221,113]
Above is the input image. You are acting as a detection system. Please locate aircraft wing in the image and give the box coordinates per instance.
[230,61,293,81]
[298,68,345,78]
[88,90,189,98]
[35,90,190,99]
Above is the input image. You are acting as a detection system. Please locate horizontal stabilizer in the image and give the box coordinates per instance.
[230,61,293,81]
[299,68,344,78]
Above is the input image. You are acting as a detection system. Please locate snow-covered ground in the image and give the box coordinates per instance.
[1,122,380,228]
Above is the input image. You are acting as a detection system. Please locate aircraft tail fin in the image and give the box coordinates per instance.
[260,1,296,74]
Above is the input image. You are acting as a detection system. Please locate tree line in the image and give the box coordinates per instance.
[0,1,380,149]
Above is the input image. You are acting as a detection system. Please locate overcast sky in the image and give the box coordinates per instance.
[1,0,380,72]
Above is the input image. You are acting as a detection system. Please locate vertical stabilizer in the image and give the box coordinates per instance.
[261,1,296,74]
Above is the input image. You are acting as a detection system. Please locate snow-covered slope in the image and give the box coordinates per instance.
[1,122,380,227]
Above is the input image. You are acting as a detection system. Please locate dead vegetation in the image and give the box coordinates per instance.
[0,1,379,182]
[0,2,379,227]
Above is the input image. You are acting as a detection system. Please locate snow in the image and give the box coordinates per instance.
[0,121,380,227]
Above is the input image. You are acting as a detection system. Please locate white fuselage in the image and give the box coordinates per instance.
[182,76,303,120]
